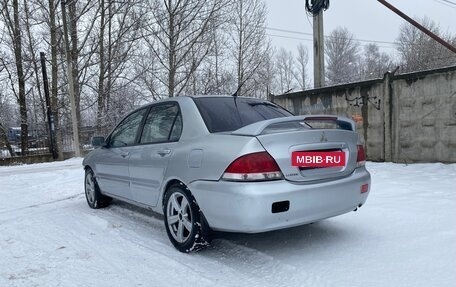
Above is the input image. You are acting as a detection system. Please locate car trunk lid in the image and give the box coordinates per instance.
[232,116,359,182]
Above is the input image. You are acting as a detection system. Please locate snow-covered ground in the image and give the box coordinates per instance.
[1,159,455,287]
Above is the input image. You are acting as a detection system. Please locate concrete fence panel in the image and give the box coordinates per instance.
[273,66,456,163]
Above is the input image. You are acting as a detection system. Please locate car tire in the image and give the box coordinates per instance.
[84,168,112,209]
[163,184,211,253]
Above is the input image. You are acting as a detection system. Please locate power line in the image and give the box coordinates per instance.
[266,27,312,37]
[266,33,312,42]
[266,27,397,46]
[438,0,456,5]
[265,33,397,50]
[433,0,456,8]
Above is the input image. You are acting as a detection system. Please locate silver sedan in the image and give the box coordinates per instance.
[83,96,371,252]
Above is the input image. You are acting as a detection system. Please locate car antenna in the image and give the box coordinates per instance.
[231,77,249,97]
[231,85,242,97]
[231,61,263,97]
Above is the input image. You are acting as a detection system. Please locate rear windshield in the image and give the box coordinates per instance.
[193,97,293,133]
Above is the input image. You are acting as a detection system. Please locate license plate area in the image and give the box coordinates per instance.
[292,149,346,168]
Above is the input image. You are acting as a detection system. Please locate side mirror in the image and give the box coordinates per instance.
[91,136,106,148]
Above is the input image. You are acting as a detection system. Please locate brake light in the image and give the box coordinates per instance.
[357,145,366,167]
[222,152,283,181]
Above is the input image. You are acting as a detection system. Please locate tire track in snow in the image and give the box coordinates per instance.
[0,194,84,225]
[0,162,82,177]
[202,239,333,287]
[79,205,223,286]
[86,203,278,286]
[89,202,334,287]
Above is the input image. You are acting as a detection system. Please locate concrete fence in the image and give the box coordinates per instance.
[273,66,456,163]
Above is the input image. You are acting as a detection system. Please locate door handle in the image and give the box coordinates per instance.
[156,149,171,157]
[120,151,130,158]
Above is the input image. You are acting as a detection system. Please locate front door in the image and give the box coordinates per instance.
[95,108,147,200]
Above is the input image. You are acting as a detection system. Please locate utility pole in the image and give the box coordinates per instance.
[61,0,81,157]
[313,10,325,88]
[306,0,329,89]
[377,0,456,54]
[40,52,58,160]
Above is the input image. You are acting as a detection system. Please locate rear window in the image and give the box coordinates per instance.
[193,97,293,133]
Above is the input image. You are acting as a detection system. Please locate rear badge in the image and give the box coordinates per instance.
[285,173,299,177]
[292,151,346,168]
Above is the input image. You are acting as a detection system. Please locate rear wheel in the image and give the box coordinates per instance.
[164,184,211,252]
[84,168,112,209]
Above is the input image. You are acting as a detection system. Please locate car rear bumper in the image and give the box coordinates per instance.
[188,167,371,233]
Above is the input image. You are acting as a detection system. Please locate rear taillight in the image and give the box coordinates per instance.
[357,145,366,167]
[222,152,283,181]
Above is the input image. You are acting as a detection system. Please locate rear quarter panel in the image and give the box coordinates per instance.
[153,134,264,213]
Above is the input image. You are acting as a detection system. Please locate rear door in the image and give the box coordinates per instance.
[129,102,182,207]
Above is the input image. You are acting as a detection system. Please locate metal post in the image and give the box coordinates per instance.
[313,10,325,88]
[377,0,456,54]
[61,0,81,157]
[40,52,58,159]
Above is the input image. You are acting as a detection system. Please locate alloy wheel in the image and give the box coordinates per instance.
[85,172,95,204]
[166,192,193,243]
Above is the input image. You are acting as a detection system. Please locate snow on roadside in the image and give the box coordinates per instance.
[0,159,455,287]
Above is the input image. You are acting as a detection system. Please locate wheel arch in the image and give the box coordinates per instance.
[160,178,188,209]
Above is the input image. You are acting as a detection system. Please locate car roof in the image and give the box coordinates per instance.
[126,95,269,117]
[189,95,266,100]
[146,95,267,106]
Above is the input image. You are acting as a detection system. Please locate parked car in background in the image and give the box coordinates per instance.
[83,96,371,252]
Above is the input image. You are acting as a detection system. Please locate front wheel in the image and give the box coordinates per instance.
[163,184,211,252]
[84,168,112,209]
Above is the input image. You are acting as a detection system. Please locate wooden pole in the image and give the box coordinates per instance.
[40,52,58,159]
[313,10,325,88]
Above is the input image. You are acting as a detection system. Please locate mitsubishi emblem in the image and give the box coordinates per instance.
[320,131,328,142]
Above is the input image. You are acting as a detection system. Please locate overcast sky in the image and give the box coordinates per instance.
[265,0,456,60]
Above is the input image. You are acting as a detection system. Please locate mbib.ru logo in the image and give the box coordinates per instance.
[291,151,346,167]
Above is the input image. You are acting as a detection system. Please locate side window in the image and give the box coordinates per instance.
[169,112,182,142]
[140,103,182,144]
[109,108,147,148]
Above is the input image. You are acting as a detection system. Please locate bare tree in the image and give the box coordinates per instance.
[23,0,65,159]
[143,0,225,98]
[47,0,64,159]
[133,49,162,100]
[229,0,268,95]
[23,0,47,124]
[194,18,234,95]
[325,27,360,85]
[295,43,309,90]
[95,0,144,133]
[275,48,296,94]
[361,43,392,80]
[67,0,82,144]
[396,17,456,73]
[1,0,29,155]
[253,44,276,99]
[0,89,15,156]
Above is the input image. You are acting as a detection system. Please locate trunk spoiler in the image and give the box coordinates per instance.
[232,115,356,136]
